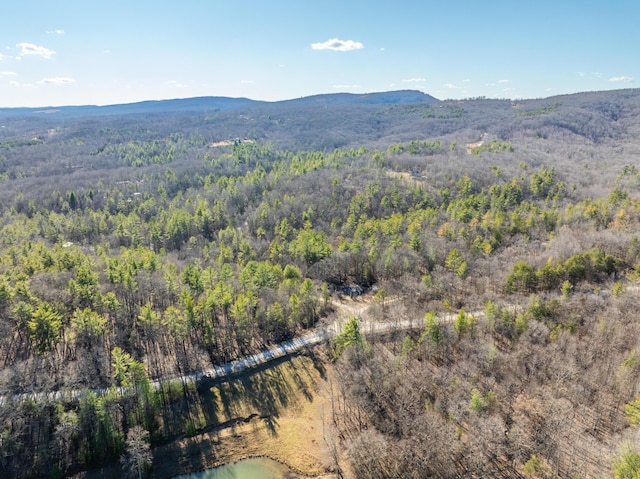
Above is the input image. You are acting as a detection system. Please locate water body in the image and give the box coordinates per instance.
[173,457,299,479]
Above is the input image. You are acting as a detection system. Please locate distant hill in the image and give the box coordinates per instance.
[0,96,263,119]
[1,88,639,151]
[0,90,438,119]
[277,90,439,106]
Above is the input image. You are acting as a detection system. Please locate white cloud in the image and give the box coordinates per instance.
[443,83,460,89]
[45,29,65,35]
[9,81,21,87]
[403,78,426,83]
[168,80,188,88]
[311,38,363,51]
[609,76,634,83]
[0,71,16,76]
[38,77,75,85]
[498,79,509,83]
[17,42,56,59]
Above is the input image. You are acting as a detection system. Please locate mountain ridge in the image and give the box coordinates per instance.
[0,89,439,119]
[1,88,638,122]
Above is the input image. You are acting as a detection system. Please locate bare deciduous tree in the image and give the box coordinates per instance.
[120,425,152,479]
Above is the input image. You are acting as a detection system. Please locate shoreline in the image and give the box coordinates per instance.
[169,454,336,479]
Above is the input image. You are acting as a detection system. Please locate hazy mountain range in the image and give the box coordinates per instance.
[0,90,438,119]
[1,87,639,152]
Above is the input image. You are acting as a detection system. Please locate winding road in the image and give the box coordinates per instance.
[0,297,477,406]
[8,283,625,406]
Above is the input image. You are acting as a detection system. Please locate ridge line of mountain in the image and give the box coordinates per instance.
[0,89,439,118]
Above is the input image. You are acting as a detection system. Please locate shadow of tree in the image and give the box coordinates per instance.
[198,354,317,438]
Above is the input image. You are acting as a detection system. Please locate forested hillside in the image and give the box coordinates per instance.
[1,88,640,478]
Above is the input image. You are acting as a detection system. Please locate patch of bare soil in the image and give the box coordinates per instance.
[75,351,341,479]
[154,351,340,478]
[74,348,337,479]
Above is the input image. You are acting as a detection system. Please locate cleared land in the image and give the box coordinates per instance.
[74,353,339,479]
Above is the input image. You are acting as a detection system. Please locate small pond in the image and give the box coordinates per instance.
[172,457,299,479]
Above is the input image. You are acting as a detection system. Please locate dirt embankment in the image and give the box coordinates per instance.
[75,351,342,479]
[153,351,340,479]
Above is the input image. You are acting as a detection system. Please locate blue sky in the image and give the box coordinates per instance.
[0,0,637,107]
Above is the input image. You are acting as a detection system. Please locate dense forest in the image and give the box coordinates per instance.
[1,88,640,478]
